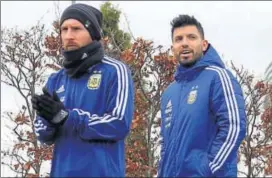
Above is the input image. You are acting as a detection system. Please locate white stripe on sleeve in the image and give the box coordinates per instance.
[206,66,240,173]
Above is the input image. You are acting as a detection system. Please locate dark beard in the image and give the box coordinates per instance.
[181,59,198,68]
[179,53,203,68]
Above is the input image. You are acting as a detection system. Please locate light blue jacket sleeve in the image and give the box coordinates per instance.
[66,65,134,141]
[208,69,246,176]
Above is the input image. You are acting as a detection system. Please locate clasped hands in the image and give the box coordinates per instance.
[31,87,68,126]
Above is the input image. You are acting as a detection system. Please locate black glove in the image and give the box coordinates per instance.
[31,87,68,126]
[32,86,51,112]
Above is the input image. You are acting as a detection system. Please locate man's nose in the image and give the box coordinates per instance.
[181,37,189,47]
[64,29,74,40]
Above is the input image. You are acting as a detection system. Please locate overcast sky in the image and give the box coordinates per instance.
[1,1,272,121]
[2,1,272,76]
[2,0,272,129]
[1,1,272,176]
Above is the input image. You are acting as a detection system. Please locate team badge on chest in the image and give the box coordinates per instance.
[187,86,198,104]
[87,72,102,90]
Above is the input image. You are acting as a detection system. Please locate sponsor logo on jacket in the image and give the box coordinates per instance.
[56,85,65,93]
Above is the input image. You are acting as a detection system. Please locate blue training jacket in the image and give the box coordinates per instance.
[158,44,246,177]
[34,56,134,177]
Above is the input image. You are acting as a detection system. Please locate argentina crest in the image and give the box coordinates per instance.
[187,90,197,104]
[87,72,102,90]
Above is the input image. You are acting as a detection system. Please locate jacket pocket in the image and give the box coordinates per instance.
[180,150,213,177]
[213,162,237,177]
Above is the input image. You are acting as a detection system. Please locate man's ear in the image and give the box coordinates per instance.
[202,40,209,52]
[171,45,174,54]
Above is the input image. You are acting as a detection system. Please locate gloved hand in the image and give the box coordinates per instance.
[31,87,68,126]
[31,86,51,113]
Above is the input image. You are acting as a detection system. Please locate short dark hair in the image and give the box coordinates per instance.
[171,15,205,40]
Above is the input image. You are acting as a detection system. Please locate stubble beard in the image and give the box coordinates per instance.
[178,51,203,68]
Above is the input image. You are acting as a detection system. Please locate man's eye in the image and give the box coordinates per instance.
[175,37,182,42]
[189,35,196,39]
[61,28,68,31]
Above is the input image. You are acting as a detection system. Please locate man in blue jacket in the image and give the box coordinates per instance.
[31,3,134,177]
[158,15,246,177]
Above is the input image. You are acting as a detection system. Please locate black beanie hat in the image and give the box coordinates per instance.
[60,3,103,41]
